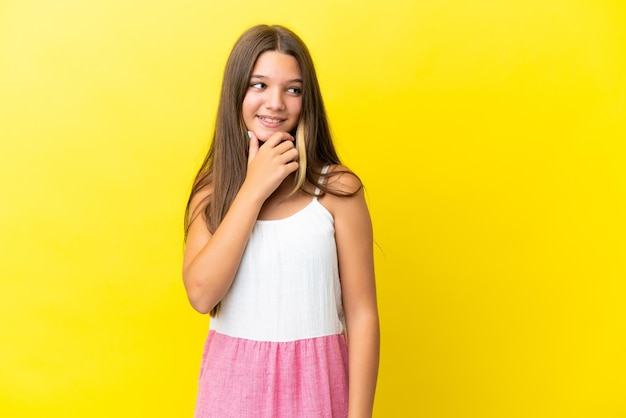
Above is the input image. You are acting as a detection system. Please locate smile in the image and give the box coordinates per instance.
[257,115,285,124]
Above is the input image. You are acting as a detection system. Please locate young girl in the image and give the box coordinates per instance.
[183,24,379,418]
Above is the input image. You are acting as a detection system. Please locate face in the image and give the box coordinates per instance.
[242,51,303,141]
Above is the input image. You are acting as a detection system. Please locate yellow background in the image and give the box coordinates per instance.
[1,0,625,416]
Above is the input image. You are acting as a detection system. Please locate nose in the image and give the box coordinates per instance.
[265,87,285,110]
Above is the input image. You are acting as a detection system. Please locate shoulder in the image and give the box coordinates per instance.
[323,164,363,196]
[318,164,367,218]
[187,182,214,227]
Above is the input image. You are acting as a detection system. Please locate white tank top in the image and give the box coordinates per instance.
[211,166,345,342]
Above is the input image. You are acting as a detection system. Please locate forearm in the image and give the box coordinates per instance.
[347,310,380,418]
[183,184,264,313]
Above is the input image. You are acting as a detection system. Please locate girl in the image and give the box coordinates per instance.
[183,24,379,418]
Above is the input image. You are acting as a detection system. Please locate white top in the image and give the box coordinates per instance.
[211,169,345,342]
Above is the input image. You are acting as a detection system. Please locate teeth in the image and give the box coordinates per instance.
[259,116,282,123]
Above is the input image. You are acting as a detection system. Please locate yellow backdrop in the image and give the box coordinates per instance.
[1,0,625,416]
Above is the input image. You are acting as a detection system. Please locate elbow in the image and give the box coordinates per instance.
[188,295,212,315]
[183,274,216,315]
[345,305,380,334]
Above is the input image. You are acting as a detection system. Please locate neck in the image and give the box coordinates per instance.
[277,173,296,193]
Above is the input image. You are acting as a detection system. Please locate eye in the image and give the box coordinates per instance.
[287,87,302,95]
[250,82,266,89]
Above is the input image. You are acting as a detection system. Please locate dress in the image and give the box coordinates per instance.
[194,170,349,418]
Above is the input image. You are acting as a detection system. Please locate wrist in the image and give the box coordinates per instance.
[237,181,267,208]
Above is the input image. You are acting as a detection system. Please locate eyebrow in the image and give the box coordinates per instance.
[250,74,303,83]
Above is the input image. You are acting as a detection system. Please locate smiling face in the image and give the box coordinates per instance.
[242,51,303,141]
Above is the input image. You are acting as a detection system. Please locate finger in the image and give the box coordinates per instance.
[275,138,296,153]
[285,160,299,174]
[278,148,299,164]
[248,131,259,162]
[263,131,294,148]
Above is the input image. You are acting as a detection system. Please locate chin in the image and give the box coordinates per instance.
[255,129,280,142]
[251,125,297,142]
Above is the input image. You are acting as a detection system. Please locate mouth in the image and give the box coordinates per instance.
[257,115,286,125]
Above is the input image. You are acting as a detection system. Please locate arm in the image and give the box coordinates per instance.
[182,131,298,314]
[324,170,380,417]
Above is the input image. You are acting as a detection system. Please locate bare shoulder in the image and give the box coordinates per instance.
[184,183,214,269]
[187,183,213,231]
[324,164,363,196]
[189,185,213,213]
[319,164,367,217]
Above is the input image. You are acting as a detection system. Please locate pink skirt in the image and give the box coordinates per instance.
[194,331,349,418]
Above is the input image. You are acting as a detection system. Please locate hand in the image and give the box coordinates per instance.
[243,130,299,202]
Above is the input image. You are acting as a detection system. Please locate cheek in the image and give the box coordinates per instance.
[291,100,303,119]
[242,97,255,119]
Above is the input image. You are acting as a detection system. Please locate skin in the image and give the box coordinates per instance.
[183,51,379,418]
[242,51,302,142]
